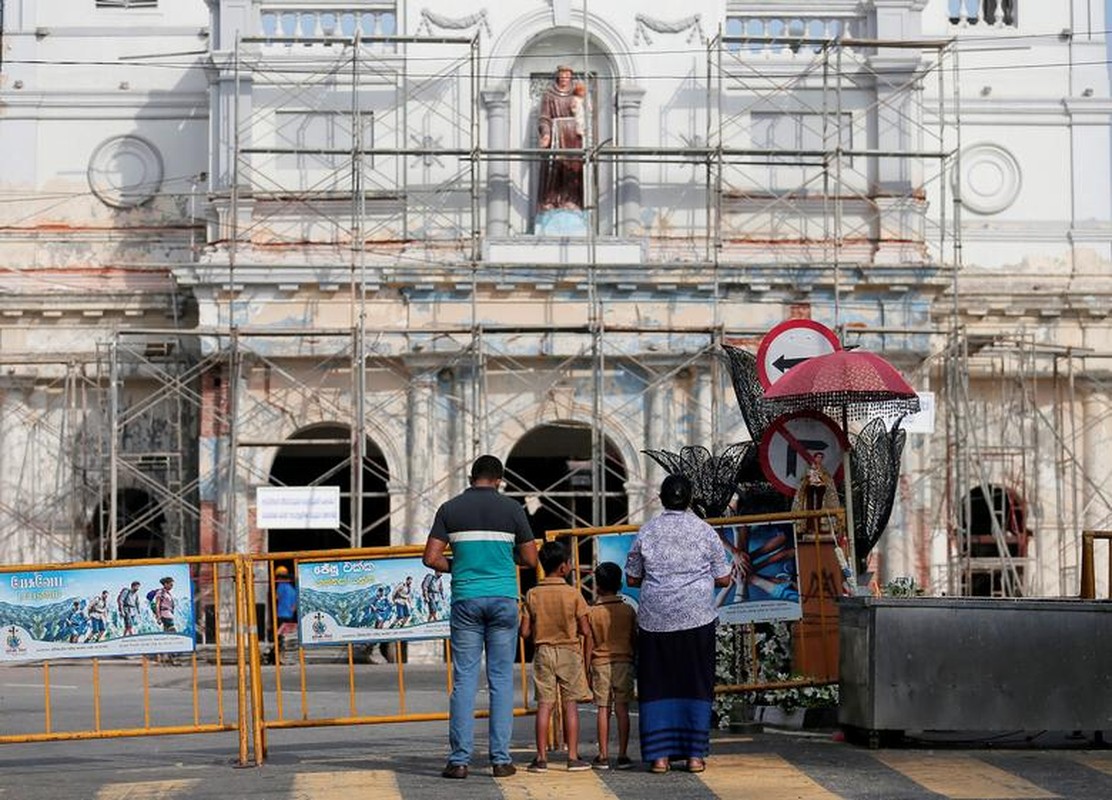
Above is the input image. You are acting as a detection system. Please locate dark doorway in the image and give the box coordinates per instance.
[266,424,389,552]
[89,487,167,561]
[960,483,1029,596]
[504,422,628,538]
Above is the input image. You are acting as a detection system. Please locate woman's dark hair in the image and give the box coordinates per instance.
[594,561,623,594]
[659,474,693,511]
[539,540,569,574]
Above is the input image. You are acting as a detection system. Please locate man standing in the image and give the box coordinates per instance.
[117,581,142,636]
[86,590,110,642]
[423,454,537,780]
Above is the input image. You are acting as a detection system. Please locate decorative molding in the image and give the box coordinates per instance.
[634,14,705,46]
[952,143,1021,216]
[416,8,491,39]
[87,135,164,209]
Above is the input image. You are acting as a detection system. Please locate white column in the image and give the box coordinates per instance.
[405,372,438,544]
[616,85,646,236]
[482,87,511,238]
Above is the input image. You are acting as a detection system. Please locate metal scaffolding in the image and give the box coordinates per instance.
[3,24,1109,598]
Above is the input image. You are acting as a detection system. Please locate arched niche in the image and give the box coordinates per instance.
[266,423,390,552]
[509,31,618,234]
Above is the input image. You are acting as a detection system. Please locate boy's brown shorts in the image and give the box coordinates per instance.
[589,660,634,705]
[533,644,591,703]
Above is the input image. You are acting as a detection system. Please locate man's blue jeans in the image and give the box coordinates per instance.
[447,596,519,766]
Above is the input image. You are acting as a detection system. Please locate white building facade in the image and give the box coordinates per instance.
[1,0,1110,597]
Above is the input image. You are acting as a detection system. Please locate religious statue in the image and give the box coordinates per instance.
[792,452,840,512]
[536,65,586,217]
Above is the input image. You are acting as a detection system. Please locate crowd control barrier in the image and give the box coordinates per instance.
[0,554,250,765]
[244,546,535,764]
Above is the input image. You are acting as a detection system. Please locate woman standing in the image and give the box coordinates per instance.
[625,474,731,773]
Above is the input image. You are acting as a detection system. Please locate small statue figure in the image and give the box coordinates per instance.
[793,452,840,512]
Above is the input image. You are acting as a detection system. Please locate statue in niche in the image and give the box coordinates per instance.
[536,65,587,229]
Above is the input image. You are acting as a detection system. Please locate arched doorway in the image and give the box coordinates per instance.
[88,487,167,561]
[504,422,628,536]
[266,424,390,552]
[511,31,617,234]
[960,483,1030,596]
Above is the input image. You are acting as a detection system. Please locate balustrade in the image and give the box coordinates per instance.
[259,4,398,46]
[948,0,1017,27]
[723,14,862,56]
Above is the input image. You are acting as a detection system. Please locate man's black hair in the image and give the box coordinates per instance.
[660,474,693,511]
[539,540,569,574]
[470,454,504,483]
[594,561,623,594]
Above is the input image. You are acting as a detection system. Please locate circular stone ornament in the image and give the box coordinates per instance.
[952,143,1021,215]
[87,135,164,209]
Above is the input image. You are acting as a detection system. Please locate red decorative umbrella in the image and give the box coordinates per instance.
[762,349,920,582]
[762,350,920,421]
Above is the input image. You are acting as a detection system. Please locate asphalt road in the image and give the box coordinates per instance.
[2,660,1111,799]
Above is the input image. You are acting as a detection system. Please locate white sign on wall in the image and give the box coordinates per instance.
[256,486,341,529]
[882,391,936,435]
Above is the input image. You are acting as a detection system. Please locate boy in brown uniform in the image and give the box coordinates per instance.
[521,540,593,772]
[587,561,637,769]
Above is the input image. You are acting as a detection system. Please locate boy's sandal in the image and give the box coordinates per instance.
[687,758,706,773]
[650,759,670,774]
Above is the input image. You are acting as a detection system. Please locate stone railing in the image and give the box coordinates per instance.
[947,0,1017,28]
[259,3,398,43]
[723,12,866,56]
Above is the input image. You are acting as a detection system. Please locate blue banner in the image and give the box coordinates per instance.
[297,557,451,645]
[593,520,802,625]
[1,563,195,662]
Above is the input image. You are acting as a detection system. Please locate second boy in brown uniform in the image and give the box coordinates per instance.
[587,561,637,769]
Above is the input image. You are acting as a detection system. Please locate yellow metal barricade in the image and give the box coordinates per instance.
[245,546,534,764]
[545,509,847,696]
[1080,530,1112,598]
[0,555,250,765]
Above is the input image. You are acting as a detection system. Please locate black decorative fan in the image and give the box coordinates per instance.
[850,416,907,566]
[643,443,752,517]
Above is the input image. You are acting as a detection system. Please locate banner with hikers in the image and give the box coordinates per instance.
[0,563,194,663]
[297,557,451,646]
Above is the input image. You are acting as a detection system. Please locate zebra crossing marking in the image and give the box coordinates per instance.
[874,752,1058,799]
[95,780,202,800]
[697,753,842,799]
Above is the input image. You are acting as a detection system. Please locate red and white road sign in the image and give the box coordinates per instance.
[755,319,841,389]
[759,410,849,497]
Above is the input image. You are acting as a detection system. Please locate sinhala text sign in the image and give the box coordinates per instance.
[1,563,194,663]
[257,486,341,529]
[297,557,451,645]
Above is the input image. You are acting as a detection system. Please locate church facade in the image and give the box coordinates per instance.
[0,0,1110,597]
